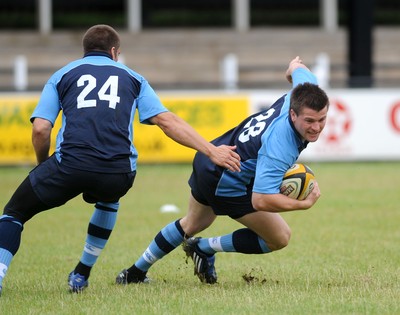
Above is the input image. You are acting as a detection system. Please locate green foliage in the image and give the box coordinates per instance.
[0,162,399,314]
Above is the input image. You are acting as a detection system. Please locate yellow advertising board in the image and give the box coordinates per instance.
[0,95,38,165]
[0,93,249,165]
[135,94,249,163]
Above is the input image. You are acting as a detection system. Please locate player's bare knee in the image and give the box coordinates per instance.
[180,217,202,236]
[269,228,291,251]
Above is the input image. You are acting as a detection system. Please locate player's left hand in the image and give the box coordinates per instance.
[210,145,241,172]
[303,181,321,208]
[285,56,310,83]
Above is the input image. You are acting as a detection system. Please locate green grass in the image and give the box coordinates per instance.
[0,162,399,314]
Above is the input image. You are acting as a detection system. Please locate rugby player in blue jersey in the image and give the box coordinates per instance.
[116,56,329,285]
[0,24,241,296]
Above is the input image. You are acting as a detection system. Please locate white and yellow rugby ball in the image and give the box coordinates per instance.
[280,163,315,200]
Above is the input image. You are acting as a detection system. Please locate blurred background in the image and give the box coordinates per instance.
[1,0,399,91]
[0,0,399,164]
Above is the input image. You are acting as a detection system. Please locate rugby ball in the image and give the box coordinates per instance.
[280,163,315,200]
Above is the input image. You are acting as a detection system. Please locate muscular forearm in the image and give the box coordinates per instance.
[33,137,50,164]
[252,193,312,213]
[32,118,52,164]
[151,112,241,172]
[252,183,321,213]
[159,114,213,154]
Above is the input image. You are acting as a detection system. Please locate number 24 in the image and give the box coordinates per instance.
[77,74,120,109]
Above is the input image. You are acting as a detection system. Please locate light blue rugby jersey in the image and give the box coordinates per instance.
[30,52,168,173]
[213,68,317,197]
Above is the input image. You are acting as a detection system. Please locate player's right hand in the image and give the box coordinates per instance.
[210,145,241,172]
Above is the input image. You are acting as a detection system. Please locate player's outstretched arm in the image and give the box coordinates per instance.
[32,117,52,164]
[285,56,311,83]
[150,111,241,172]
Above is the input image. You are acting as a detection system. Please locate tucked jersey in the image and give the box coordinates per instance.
[30,52,168,173]
[206,68,317,197]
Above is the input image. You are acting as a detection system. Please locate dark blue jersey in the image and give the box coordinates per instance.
[191,68,317,198]
[31,52,168,173]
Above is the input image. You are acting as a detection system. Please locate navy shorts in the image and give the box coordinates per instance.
[4,155,135,223]
[188,154,256,220]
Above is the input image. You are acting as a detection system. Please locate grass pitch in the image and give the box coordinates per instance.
[0,162,399,315]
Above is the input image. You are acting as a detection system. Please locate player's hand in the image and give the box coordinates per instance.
[209,145,241,172]
[303,181,321,208]
[285,56,309,83]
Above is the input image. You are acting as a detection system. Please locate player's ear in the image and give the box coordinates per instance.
[289,108,297,121]
[111,47,119,61]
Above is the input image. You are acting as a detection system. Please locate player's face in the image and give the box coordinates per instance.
[290,106,328,142]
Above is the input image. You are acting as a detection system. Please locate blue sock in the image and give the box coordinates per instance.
[78,202,119,271]
[198,234,235,254]
[198,228,271,255]
[134,220,184,272]
[0,215,23,287]
[0,249,13,288]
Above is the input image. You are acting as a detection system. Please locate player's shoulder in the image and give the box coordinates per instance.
[49,58,95,84]
[261,111,298,153]
[105,61,147,84]
[51,59,83,80]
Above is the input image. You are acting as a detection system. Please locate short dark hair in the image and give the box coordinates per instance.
[290,83,329,115]
[82,24,120,54]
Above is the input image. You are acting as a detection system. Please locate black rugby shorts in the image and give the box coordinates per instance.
[4,155,135,222]
[188,153,256,219]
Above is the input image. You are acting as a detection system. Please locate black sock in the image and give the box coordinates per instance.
[232,228,263,254]
[74,262,92,279]
[126,265,146,281]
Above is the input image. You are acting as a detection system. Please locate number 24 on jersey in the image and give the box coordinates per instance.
[77,74,120,109]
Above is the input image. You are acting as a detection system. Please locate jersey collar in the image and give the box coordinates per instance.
[84,51,113,59]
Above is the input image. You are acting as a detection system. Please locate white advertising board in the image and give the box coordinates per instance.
[251,89,400,161]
